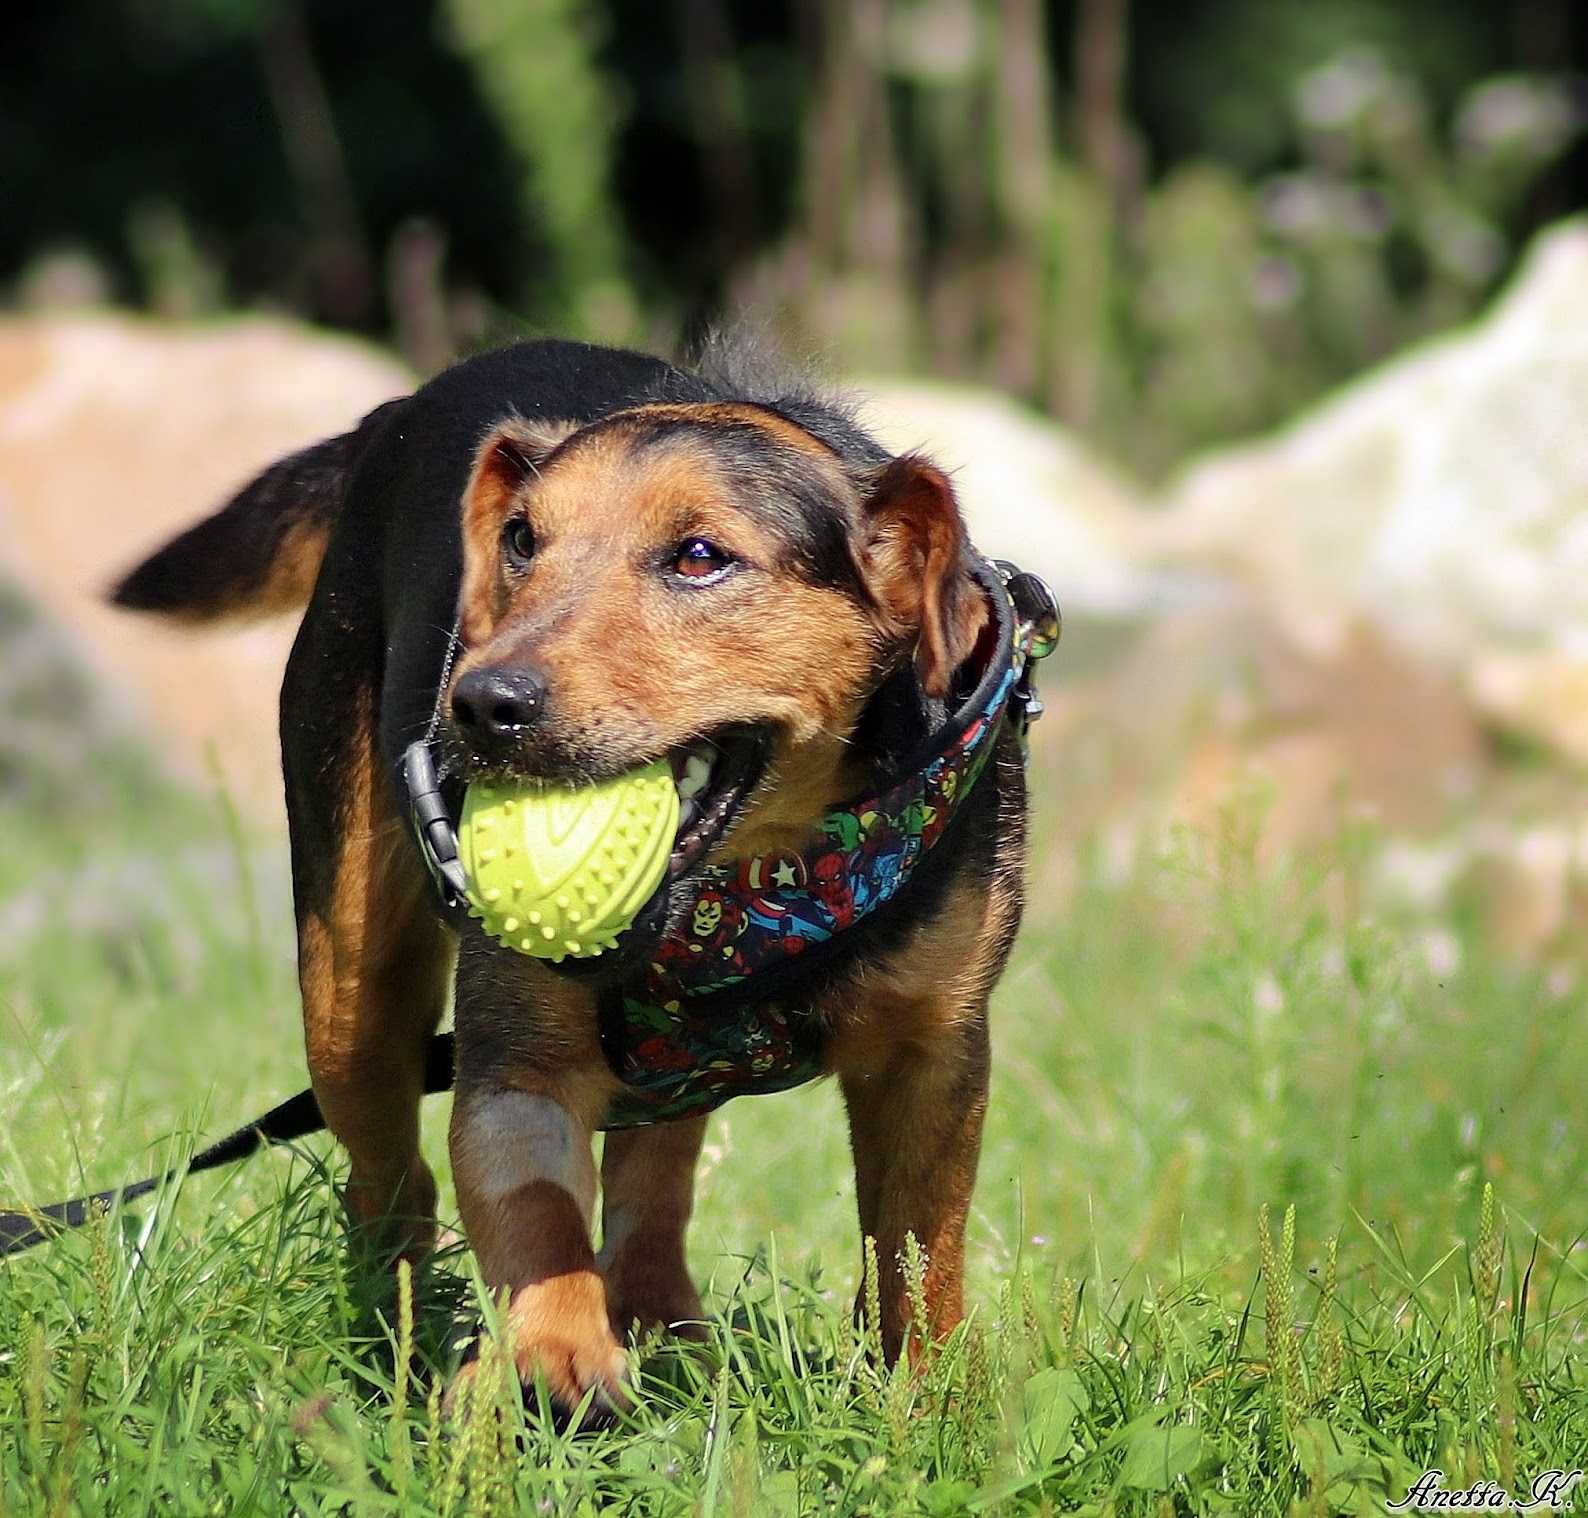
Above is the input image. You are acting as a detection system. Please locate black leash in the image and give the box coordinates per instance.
[0,1033,456,1258]
[1,620,477,1260]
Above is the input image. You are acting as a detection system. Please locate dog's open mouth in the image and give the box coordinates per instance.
[664,725,768,878]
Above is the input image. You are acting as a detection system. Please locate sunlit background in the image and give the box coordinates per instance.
[5,1,1588,1483]
[9,2,1585,472]
[6,0,1588,1504]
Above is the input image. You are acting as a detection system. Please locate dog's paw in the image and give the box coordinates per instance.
[453,1271,630,1427]
[606,1273,707,1344]
[344,1161,439,1266]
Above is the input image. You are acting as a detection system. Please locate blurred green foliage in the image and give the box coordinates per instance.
[1120,56,1583,472]
[3,0,1582,472]
[441,0,635,335]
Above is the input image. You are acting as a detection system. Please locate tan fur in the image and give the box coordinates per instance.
[449,1048,630,1410]
[858,456,988,698]
[115,351,1029,1428]
[724,730,871,862]
[825,870,1021,1358]
[251,515,336,619]
[146,513,333,627]
[455,411,879,760]
[598,1118,709,1339]
[446,411,902,1395]
[276,397,1017,1413]
[296,707,453,1256]
[441,404,1013,1390]
[450,1184,628,1416]
[457,415,581,645]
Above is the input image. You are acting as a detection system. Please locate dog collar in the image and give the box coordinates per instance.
[403,556,1059,1129]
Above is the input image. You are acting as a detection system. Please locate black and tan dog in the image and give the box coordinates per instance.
[113,339,1037,1416]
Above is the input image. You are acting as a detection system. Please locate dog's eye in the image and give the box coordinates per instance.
[502,517,535,568]
[670,538,733,582]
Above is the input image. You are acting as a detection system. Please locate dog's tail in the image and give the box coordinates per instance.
[110,397,404,624]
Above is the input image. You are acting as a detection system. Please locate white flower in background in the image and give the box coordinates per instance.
[1296,49,1392,131]
[1417,927,1462,981]
[1253,972,1285,1018]
[1456,77,1579,161]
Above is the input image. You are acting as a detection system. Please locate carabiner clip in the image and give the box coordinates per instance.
[401,739,470,916]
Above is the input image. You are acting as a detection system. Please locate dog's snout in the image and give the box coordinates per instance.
[451,665,548,742]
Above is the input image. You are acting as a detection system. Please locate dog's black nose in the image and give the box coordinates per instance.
[451,665,547,741]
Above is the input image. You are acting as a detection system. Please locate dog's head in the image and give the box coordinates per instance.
[444,400,989,972]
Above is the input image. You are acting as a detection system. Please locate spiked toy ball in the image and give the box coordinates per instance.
[457,760,680,961]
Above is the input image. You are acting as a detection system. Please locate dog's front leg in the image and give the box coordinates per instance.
[448,945,627,1417]
[837,1009,991,1363]
[450,1080,629,1416]
[598,1117,708,1341]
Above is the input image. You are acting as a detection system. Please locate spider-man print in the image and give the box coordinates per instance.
[809,851,855,928]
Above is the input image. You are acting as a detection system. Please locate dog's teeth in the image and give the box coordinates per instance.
[678,797,700,833]
[676,753,712,801]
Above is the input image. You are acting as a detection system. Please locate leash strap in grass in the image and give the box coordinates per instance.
[0,1033,457,1257]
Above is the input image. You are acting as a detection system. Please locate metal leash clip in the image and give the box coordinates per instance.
[993,559,1061,730]
[402,739,470,916]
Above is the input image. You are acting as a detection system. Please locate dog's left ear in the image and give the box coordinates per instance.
[856,454,988,699]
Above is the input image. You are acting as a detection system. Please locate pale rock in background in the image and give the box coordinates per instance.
[0,314,411,825]
[7,218,1588,912]
[1031,595,1487,864]
[1151,219,1588,757]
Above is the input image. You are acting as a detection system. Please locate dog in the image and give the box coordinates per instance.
[113,338,1046,1418]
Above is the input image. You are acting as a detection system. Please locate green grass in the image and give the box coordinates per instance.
[3,609,1588,1512]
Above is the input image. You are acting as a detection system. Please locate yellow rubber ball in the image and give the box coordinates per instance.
[457,759,680,961]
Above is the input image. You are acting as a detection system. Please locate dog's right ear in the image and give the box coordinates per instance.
[465,415,581,511]
[459,416,583,642]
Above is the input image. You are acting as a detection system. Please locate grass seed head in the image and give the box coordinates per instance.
[862,1234,883,1360]
[903,1230,930,1353]
[1475,1181,1504,1314]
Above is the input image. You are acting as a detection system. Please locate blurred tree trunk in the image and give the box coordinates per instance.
[989,0,1052,394]
[256,1,374,326]
[442,0,635,338]
[915,8,990,381]
[921,76,989,381]
[1075,0,1130,208]
[805,0,910,275]
[1053,0,1133,429]
[387,218,454,376]
[675,0,758,285]
[800,0,915,364]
